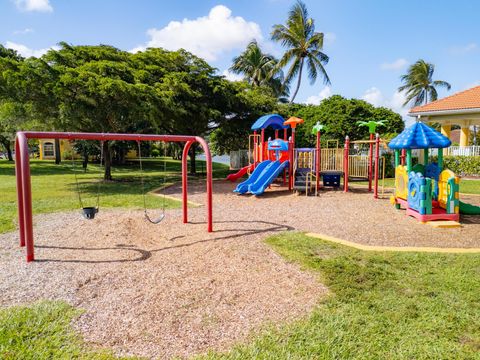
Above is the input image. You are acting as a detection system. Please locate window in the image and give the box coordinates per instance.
[43,142,54,157]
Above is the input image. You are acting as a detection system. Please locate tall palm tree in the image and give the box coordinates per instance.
[230,40,287,98]
[271,0,330,103]
[230,40,275,86]
[398,60,451,107]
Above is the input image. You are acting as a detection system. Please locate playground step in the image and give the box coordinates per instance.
[426,221,462,228]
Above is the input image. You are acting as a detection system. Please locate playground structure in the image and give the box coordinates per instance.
[231,114,301,195]
[389,122,480,224]
[228,114,386,198]
[14,131,214,262]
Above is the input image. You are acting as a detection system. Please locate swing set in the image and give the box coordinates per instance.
[14,131,214,262]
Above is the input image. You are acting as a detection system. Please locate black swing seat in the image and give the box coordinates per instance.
[82,207,98,220]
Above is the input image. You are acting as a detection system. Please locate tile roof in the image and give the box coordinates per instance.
[410,86,480,114]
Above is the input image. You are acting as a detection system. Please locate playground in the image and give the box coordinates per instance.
[1,118,480,359]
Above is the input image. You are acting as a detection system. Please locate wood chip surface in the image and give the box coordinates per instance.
[1,180,479,358]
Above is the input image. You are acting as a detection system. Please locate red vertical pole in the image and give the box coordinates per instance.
[15,138,25,247]
[283,128,287,140]
[374,133,380,199]
[368,133,374,192]
[253,130,257,168]
[401,149,406,165]
[181,141,193,224]
[316,131,320,191]
[18,133,34,262]
[275,130,279,139]
[290,128,296,190]
[260,129,265,162]
[344,136,350,192]
[195,137,213,233]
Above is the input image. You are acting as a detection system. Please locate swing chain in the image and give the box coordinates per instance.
[72,140,104,213]
[137,140,166,224]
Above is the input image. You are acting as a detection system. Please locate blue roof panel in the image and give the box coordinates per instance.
[388,122,451,149]
[251,114,289,130]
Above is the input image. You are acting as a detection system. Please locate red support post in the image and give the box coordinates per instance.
[401,149,406,165]
[283,128,287,140]
[15,138,25,247]
[368,133,374,192]
[15,131,214,262]
[18,133,34,261]
[374,133,380,199]
[344,136,350,192]
[182,141,193,225]
[260,129,265,161]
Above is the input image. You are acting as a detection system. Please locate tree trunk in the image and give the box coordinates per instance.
[54,139,61,164]
[189,145,197,175]
[82,151,88,172]
[103,141,112,180]
[7,146,13,161]
[0,136,13,161]
[289,57,305,103]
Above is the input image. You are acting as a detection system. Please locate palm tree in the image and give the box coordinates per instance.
[271,0,330,103]
[230,40,287,98]
[398,60,451,107]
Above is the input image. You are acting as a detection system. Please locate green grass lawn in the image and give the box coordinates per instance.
[356,177,480,195]
[202,233,480,359]
[1,233,479,359]
[0,158,229,234]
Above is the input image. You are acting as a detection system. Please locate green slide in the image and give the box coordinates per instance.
[459,201,480,215]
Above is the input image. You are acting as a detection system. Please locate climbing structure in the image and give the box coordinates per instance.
[389,122,461,223]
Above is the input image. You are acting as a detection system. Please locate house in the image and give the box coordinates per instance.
[409,85,480,147]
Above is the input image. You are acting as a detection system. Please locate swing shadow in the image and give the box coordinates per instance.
[33,220,294,264]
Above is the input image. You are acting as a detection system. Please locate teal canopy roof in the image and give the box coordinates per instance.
[388,122,451,149]
[251,114,289,131]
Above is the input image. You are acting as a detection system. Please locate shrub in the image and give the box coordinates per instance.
[442,156,480,176]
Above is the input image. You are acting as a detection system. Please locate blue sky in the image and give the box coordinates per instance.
[1,0,479,121]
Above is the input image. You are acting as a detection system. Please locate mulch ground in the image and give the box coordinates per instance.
[1,179,479,359]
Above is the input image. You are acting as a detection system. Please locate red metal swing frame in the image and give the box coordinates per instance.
[15,131,213,263]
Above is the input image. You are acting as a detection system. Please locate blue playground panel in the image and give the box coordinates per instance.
[322,170,343,188]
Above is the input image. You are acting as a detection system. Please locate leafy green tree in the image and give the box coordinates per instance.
[230,40,288,99]
[398,59,451,106]
[210,83,278,155]
[277,95,404,147]
[271,0,330,103]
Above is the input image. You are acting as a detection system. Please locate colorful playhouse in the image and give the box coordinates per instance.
[389,122,463,224]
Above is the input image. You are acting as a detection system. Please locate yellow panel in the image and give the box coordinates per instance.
[395,165,408,200]
[438,169,457,208]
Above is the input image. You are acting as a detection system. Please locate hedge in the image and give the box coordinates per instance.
[430,155,480,176]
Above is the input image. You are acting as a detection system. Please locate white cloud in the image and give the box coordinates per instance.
[380,58,408,71]
[4,41,57,58]
[132,5,262,61]
[13,0,53,12]
[450,43,478,55]
[222,69,243,82]
[362,87,408,119]
[305,86,332,105]
[13,28,34,35]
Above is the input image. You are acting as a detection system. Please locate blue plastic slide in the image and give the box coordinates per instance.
[234,160,272,194]
[249,160,290,196]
